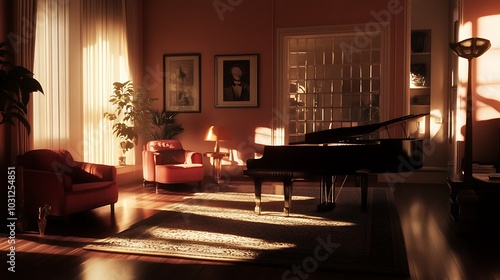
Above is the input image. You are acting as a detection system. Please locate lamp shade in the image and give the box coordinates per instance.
[449,37,491,59]
[205,126,231,152]
[204,126,231,141]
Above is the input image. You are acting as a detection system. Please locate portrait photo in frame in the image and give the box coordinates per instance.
[163,53,201,112]
[214,54,259,108]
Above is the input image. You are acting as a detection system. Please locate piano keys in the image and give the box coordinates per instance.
[243,114,427,215]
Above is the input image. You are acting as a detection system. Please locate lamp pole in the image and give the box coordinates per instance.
[463,56,473,182]
[449,37,491,183]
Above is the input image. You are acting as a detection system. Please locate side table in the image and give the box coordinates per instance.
[203,152,229,184]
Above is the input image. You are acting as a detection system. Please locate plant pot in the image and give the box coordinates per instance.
[119,156,126,166]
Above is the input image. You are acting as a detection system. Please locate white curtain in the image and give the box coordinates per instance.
[33,0,132,165]
[81,0,131,164]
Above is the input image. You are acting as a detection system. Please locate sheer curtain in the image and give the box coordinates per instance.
[33,0,132,165]
[81,0,131,164]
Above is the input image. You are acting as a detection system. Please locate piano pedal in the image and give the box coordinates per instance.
[317,202,336,212]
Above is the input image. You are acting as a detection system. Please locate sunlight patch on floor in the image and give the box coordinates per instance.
[159,192,357,227]
[148,227,297,251]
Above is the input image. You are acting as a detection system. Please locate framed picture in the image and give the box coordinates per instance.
[214,54,259,108]
[164,53,201,112]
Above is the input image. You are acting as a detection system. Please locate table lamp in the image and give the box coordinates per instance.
[205,125,231,153]
[449,37,491,182]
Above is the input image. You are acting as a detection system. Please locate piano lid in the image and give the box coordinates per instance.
[297,113,429,144]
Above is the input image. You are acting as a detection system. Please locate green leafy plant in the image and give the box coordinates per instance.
[103,81,155,157]
[149,108,184,140]
[0,41,44,134]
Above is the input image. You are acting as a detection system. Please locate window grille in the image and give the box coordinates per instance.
[286,33,382,143]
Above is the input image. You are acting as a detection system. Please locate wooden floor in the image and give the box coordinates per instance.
[2,178,500,280]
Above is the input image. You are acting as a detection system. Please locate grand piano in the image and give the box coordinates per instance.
[243,114,427,215]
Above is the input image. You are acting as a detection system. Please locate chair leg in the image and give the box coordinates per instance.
[143,179,154,187]
[110,203,116,224]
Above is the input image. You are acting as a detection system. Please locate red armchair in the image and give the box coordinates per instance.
[142,140,204,188]
[17,149,118,218]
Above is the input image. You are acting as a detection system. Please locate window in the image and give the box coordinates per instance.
[33,0,132,165]
[278,25,388,144]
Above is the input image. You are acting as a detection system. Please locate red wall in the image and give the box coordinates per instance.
[142,0,408,179]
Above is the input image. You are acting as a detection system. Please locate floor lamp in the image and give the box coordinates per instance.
[449,37,491,182]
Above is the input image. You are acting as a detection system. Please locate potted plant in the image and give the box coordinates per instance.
[103,81,154,165]
[0,41,44,134]
[149,108,184,140]
[1,41,44,232]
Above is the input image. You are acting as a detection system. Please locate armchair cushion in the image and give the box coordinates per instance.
[72,181,116,192]
[71,168,103,184]
[154,149,186,164]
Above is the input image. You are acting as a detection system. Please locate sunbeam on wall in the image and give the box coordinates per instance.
[457,15,500,130]
[475,15,500,121]
[453,13,500,163]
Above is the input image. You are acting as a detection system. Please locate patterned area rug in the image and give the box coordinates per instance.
[84,185,408,276]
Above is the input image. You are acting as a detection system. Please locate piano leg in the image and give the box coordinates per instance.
[250,172,294,215]
[318,175,336,212]
[356,171,369,211]
[254,179,262,214]
[283,178,293,216]
[319,176,327,205]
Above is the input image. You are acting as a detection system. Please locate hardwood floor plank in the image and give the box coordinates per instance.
[393,183,500,280]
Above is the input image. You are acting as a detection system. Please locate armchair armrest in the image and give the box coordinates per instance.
[79,162,117,181]
[152,152,163,165]
[185,151,202,164]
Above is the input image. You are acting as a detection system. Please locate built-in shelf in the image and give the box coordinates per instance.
[410,85,430,90]
[409,29,431,139]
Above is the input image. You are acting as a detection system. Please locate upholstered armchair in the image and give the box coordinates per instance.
[142,140,204,188]
[17,149,118,219]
